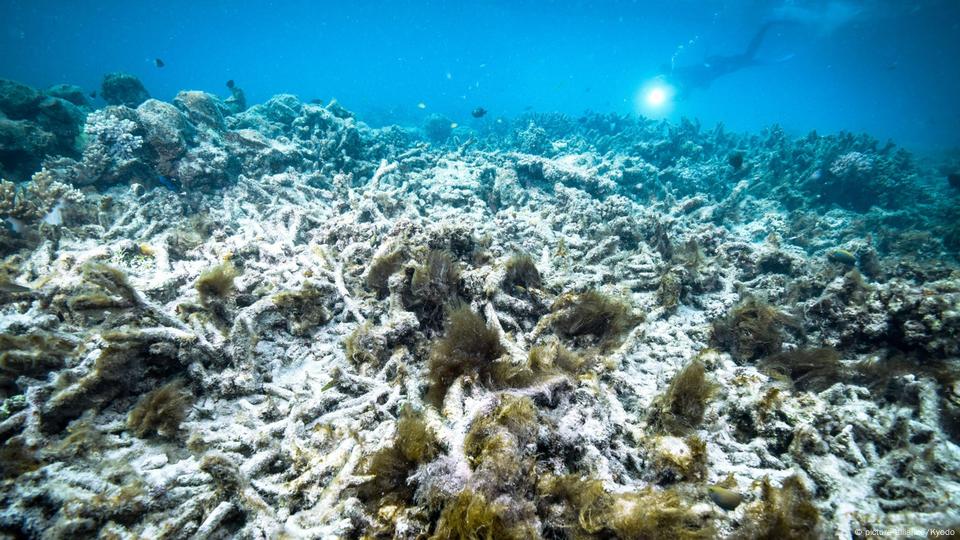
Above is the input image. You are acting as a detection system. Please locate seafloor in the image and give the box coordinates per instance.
[1,76,959,539]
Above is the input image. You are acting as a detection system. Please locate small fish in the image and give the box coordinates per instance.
[728,152,745,170]
[309,98,324,104]
[226,79,235,89]
[948,172,960,191]
[450,122,458,129]
[827,249,856,266]
[4,216,25,234]
[89,90,97,99]
[156,175,177,190]
[417,102,427,109]
[155,58,165,68]
[471,107,487,118]
[0,279,31,294]
[707,486,742,511]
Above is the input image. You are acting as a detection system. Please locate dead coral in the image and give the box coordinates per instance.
[41,328,183,434]
[426,394,542,538]
[650,435,709,483]
[648,359,715,435]
[0,172,81,225]
[45,413,105,459]
[79,261,141,307]
[657,266,685,313]
[712,297,800,362]
[0,332,75,378]
[166,213,213,259]
[272,281,330,335]
[65,262,142,317]
[551,289,636,346]
[343,322,387,369]
[503,252,542,291]
[0,436,42,479]
[126,379,192,438]
[427,304,506,406]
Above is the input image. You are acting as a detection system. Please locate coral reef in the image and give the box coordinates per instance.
[0,79,86,180]
[0,77,957,539]
[100,72,150,107]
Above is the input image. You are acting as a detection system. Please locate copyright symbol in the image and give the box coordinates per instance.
[855,529,862,536]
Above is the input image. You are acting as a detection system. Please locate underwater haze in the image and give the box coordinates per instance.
[2,0,960,150]
[2,1,960,539]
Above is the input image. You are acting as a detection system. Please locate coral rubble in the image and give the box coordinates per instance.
[0,79,958,539]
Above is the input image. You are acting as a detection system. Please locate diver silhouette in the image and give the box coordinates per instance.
[666,22,792,98]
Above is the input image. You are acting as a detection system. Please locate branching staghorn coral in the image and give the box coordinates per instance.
[0,171,81,228]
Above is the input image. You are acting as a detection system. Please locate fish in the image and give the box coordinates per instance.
[0,279,31,293]
[450,122,459,129]
[827,249,857,266]
[471,107,487,118]
[156,175,177,190]
[4,216,25,234]
[948,172,960,191]
[309,99,324,104]
[42,199,64,226]
[728,152,745,170]
[707,486,742,511]
[0,283,30,293]
[155,58,165,68]
[226,80,235,89]
[417,102,427,109]
[89,90,97,99]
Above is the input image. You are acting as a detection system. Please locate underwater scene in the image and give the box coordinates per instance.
[1,0,960,538]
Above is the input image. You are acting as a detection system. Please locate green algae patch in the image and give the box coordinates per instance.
[503,252,542,291]
[551,289,638,350]
[195,262,238,302]
[736,475,820,539]
[712,297,800,362]
[365,249,407,297]
[539,474,714,539]
[427,304,505,406]
[127,378,192,438]
[648,359,716,435]
[430,488,539,540]
[356,405,440,507]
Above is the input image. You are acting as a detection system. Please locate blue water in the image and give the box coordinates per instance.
[2,0,959,150]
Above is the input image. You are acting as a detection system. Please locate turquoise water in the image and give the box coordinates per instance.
[2,0,959,150]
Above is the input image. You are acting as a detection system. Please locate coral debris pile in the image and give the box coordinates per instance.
[1,77,959,538]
